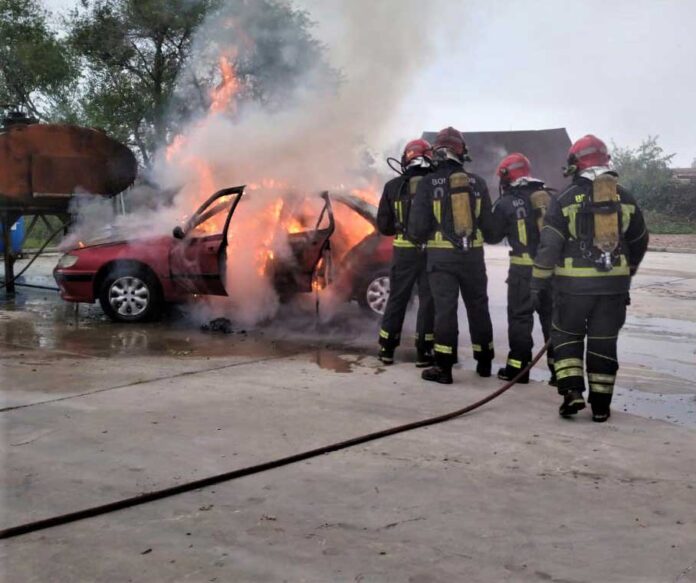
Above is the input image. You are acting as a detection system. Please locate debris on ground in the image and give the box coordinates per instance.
[201,318,235,334]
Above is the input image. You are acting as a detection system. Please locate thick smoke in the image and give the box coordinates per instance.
[71,0,445,326]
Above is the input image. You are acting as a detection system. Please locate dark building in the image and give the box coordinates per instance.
[422,128,572,195]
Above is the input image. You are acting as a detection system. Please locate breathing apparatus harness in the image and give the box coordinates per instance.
[431,147,479,252]
[385,155,431,249]
[571,172,623,272]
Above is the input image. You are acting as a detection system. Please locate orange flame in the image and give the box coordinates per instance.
[210,55,240,115]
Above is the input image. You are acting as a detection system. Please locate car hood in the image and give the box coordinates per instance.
[70,226,173,251]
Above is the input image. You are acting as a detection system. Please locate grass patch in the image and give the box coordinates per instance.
[643,210,696,234]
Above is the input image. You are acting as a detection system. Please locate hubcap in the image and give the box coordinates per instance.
[109,276,150,318]
[366,276,390,315]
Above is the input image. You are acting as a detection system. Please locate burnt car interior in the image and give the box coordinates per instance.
[170,186,335,298]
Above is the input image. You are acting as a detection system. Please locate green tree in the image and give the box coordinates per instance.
[0,0,77,121]
[613,137,696,228]
[611,136,675,203]
[68,0,217,164]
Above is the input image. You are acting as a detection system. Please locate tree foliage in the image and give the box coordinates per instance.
[68,0,217,164]
[613,137,696,222]
[0,0,77,120]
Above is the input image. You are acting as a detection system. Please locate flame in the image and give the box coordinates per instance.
[161,48,385,315]
[210,55,240,115]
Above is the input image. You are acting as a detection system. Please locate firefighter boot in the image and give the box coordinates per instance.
[378,346,394,365]
[497,358,529,383]
[559,389,586,418]
[476,360,492,378]
[590,393,612,423]
[548,367,558,387]
[421,366,453,385]
[415,348,435,368]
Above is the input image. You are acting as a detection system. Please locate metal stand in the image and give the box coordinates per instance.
[1,212,18,294]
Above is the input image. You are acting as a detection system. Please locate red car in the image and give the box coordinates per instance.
[54,187,394,322]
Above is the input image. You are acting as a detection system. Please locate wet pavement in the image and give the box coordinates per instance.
[2,247,696,582]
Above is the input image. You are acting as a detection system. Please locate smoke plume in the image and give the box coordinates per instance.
[71,0,445,326]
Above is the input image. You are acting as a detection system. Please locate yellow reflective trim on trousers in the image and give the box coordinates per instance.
[555,358,583,370]
[424,333,435,341]
[434,343,453,354]
[517,219,527,246]
[588,373,616,383]
[507,358,523,368]
[533,266,553,279]
[589,383,614,394]
[472,344,481,351]
[379,329,390,339]
[511,254,534,266]
[556,367,584,380]
[393,237,416,248]
[555,256,630,277]
[621,203,635,234]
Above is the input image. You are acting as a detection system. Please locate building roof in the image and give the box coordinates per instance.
[422,128,572,194]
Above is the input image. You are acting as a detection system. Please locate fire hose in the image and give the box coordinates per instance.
[0,340,550,540]
[0,219,72,291]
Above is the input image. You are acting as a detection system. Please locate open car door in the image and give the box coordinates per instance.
[169,186,245,296]
[274,191,335,296]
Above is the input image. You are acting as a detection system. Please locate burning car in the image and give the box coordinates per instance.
[54,186,395,322]
[54,186,335,322]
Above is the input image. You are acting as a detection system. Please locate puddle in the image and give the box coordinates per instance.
[614,387,696,429]
[313,350,355,373]
[311,350,384,374]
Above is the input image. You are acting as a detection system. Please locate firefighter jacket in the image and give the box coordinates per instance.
[376,167,431,249]
[531,174,649,295]
[408,159,494,262]
[489,181,551,268]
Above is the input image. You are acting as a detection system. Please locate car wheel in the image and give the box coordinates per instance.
[99,266,162,323]
[357,268,390,317]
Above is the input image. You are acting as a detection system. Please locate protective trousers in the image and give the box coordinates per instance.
[507,265,554,373]
[551,293,628,408]
[428,259,494,368]
[379,248,434,352]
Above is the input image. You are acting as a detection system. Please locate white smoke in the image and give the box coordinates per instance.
[71,0,447,326]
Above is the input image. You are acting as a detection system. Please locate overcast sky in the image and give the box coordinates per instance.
[42,0,696,165]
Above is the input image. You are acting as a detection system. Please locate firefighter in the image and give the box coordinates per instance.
[531,135,649,422]
[377,139,435,366]
[409,127,495,384]
[488,153,555,384]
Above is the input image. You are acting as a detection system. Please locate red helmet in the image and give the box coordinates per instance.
[401,139,433,167]
[496,153,531,184]
[567,134,611,173]
[434,126,467,158]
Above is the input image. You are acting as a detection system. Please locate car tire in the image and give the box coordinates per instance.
[356,268,391,317]
[98,264,163,323]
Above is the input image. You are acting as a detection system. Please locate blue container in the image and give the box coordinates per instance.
[0,216,25,253]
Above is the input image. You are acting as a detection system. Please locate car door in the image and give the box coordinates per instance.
[277,191,335,293]
[169,186,244,295]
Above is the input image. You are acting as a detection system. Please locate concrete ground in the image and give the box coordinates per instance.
[1,245,695,582]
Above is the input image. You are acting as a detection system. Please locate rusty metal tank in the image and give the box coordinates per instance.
[0,121,137,213]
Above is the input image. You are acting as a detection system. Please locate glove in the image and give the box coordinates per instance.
[629,265,637,277]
